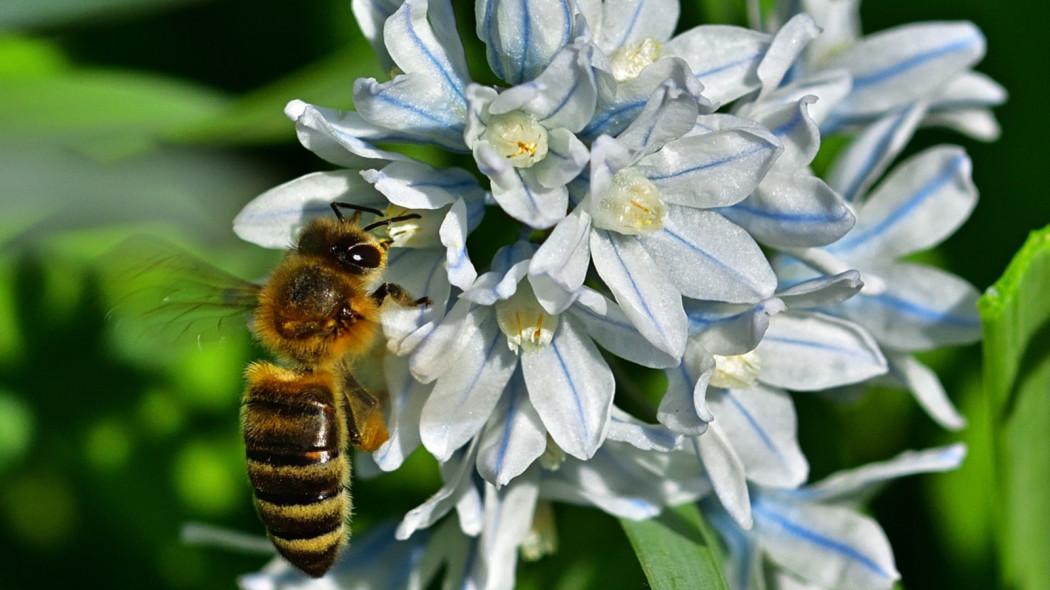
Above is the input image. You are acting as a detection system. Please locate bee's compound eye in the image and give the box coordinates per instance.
[347,244,381,269]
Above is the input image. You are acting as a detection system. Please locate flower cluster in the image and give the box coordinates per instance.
[232,0,1003,588]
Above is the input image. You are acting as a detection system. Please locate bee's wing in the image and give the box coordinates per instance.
[101,237,263,346]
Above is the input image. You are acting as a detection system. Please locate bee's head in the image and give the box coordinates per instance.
[294,202,421,276]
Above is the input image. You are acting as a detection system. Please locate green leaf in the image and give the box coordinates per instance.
[620,503,729,590]
[977,224,1050,590]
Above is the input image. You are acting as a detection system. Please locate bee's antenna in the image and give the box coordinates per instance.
[330,202,385,223]
[363,213,422,232]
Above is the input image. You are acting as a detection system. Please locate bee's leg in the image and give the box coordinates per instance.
[339,370,389,452]
[370,283,431,308]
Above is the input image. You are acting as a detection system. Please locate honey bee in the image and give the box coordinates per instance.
[107,202,430,577]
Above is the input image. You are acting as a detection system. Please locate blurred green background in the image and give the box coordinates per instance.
[0,0,1044,588]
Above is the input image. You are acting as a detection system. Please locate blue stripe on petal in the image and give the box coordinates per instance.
[612,0,648,47]
[549,335,590,441]
[694,53,763,79]
[851,37,981,91]
[720,202,853,225]
[606,236,671,346]
[753,500,894,579]
[723,389,782,458]
[863,291,980,328]
[493,374,527,477]
[400,2,467,106]
[660,223,767,293]
[646,143,769,182]
[835,153,967,250]
[761,334,875,359]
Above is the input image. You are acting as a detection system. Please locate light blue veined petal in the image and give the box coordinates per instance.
[639,206,778,303]
[286,99,413,167]
[596,0,679,50]
[590,229,688,358]
[385,0,470,102]
[775,270,863,310]
[440,198,479,290]
[748,69,852,129]
[530,127,589,189]
[685,298,785,356]
[462,253,531,305]
[751,95,820,172]
[752,491,900,590]
[615,72,702,158]
[384,246,452,323]
[567,287,678,368]
[354,74,468,151]
[473,471,540,589]
[476,0,575,84]
[718,172,855,249]
[839,261,981,350]
[397,439,481,540]
[475,141,570,228]
[607,406,682,451]
[233,170,386,249]
[409,298,479,383]
[420,312,519,461]
[583,57,703,140]
[662,25,770,105]
[374,356,431,472]
[708,385,808,489]
[640,126,782,209]
[695,429,753,529]
[756,14,819,99]
[363,161,483,210]
[833,146,976,260]
[658,341,714,435]
[757,310,887,390]
[796,443,966,504]
[529,208,591,313]
[826,102,926,201]
[476,370,547,486]
[522,315,614,459]
[702,499,764,590]
[924,70,1007,141]
[523,40,601,132]
[884,351,965,430]
[825,21,986,121]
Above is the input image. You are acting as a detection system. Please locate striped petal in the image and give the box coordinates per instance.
[584,57,703,140]
[827,102,926,202]
[834,146,976,261]
[658,341,714,435]
[695,429,753,529]
[719,173,854,249]
[639,206,778,303]
[839,261,981,351]
[640,126,782,209]
[663,25,770,105]
[476,0,574,84]
[420,311,519,461]
[590,229,687,358]
[757,311,887,390]
[285,100,412,167]
[475,141,570,228]
[607,407,682,452]
[567,287,678,369]
[756,14,820,99]
[522,315,614,460]
[373,356,430,471]
[884,352,965,430]
[825,21,986,121]
[476,370,547,486]
[595,0,679,49]
[799,443,966,503]
[752,491,900,590]
[685,298,785,357]
[363,161,482,210]
[529,208,592,313]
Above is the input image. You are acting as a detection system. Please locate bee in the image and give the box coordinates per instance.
[107,202,430,577]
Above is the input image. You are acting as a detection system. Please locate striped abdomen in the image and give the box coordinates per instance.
[242,363,351,578]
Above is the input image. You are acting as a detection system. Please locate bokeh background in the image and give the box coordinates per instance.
[0,0,1044,588]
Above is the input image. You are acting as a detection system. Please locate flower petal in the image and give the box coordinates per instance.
[584,57,704,140]
[834,147,976,260]
[825,21,986,121]
[363,161,482,210]
[420,311,519,461]
[658,341,714,435]
[522,41,602,132]
[756,14,819,99]
[475,142,569,228]
[639,206,778,303]
[757,311,887,390]
[474,472,540,590]
[567,287,678,368]
[800,443,966,503]
[663,25,769,105]
[529,208,592,313]
[590,229,688,358]
[233,170,386,249]
[640,126,782,209]
[719,173,855,249]
[397,439,480,540]
[776,270,863,310]
[826,102,926,202]
[385,0,470,100]
[708,385,808,489]
[685,298,785,356]
[522,316,614,460]
[607,406,682,452]
[409,298,479,383]
[476,0,575,84]
[615,68,703,158]
[839,261,981,350]
[374,356,431,471]
[695,430,753,529]
[530,127,589,189]
[752,492,900,590]
[595,0,679,49]
[476,371,548,486]
[885,351,965,430]
[440,198,480,290]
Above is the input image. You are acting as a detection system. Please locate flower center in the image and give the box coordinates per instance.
[590,168,666,235]
[710,351,762,390]
[495,282,558,354]
[482,110,549,168]
[609,38,661,83]
[384,207,443,248]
